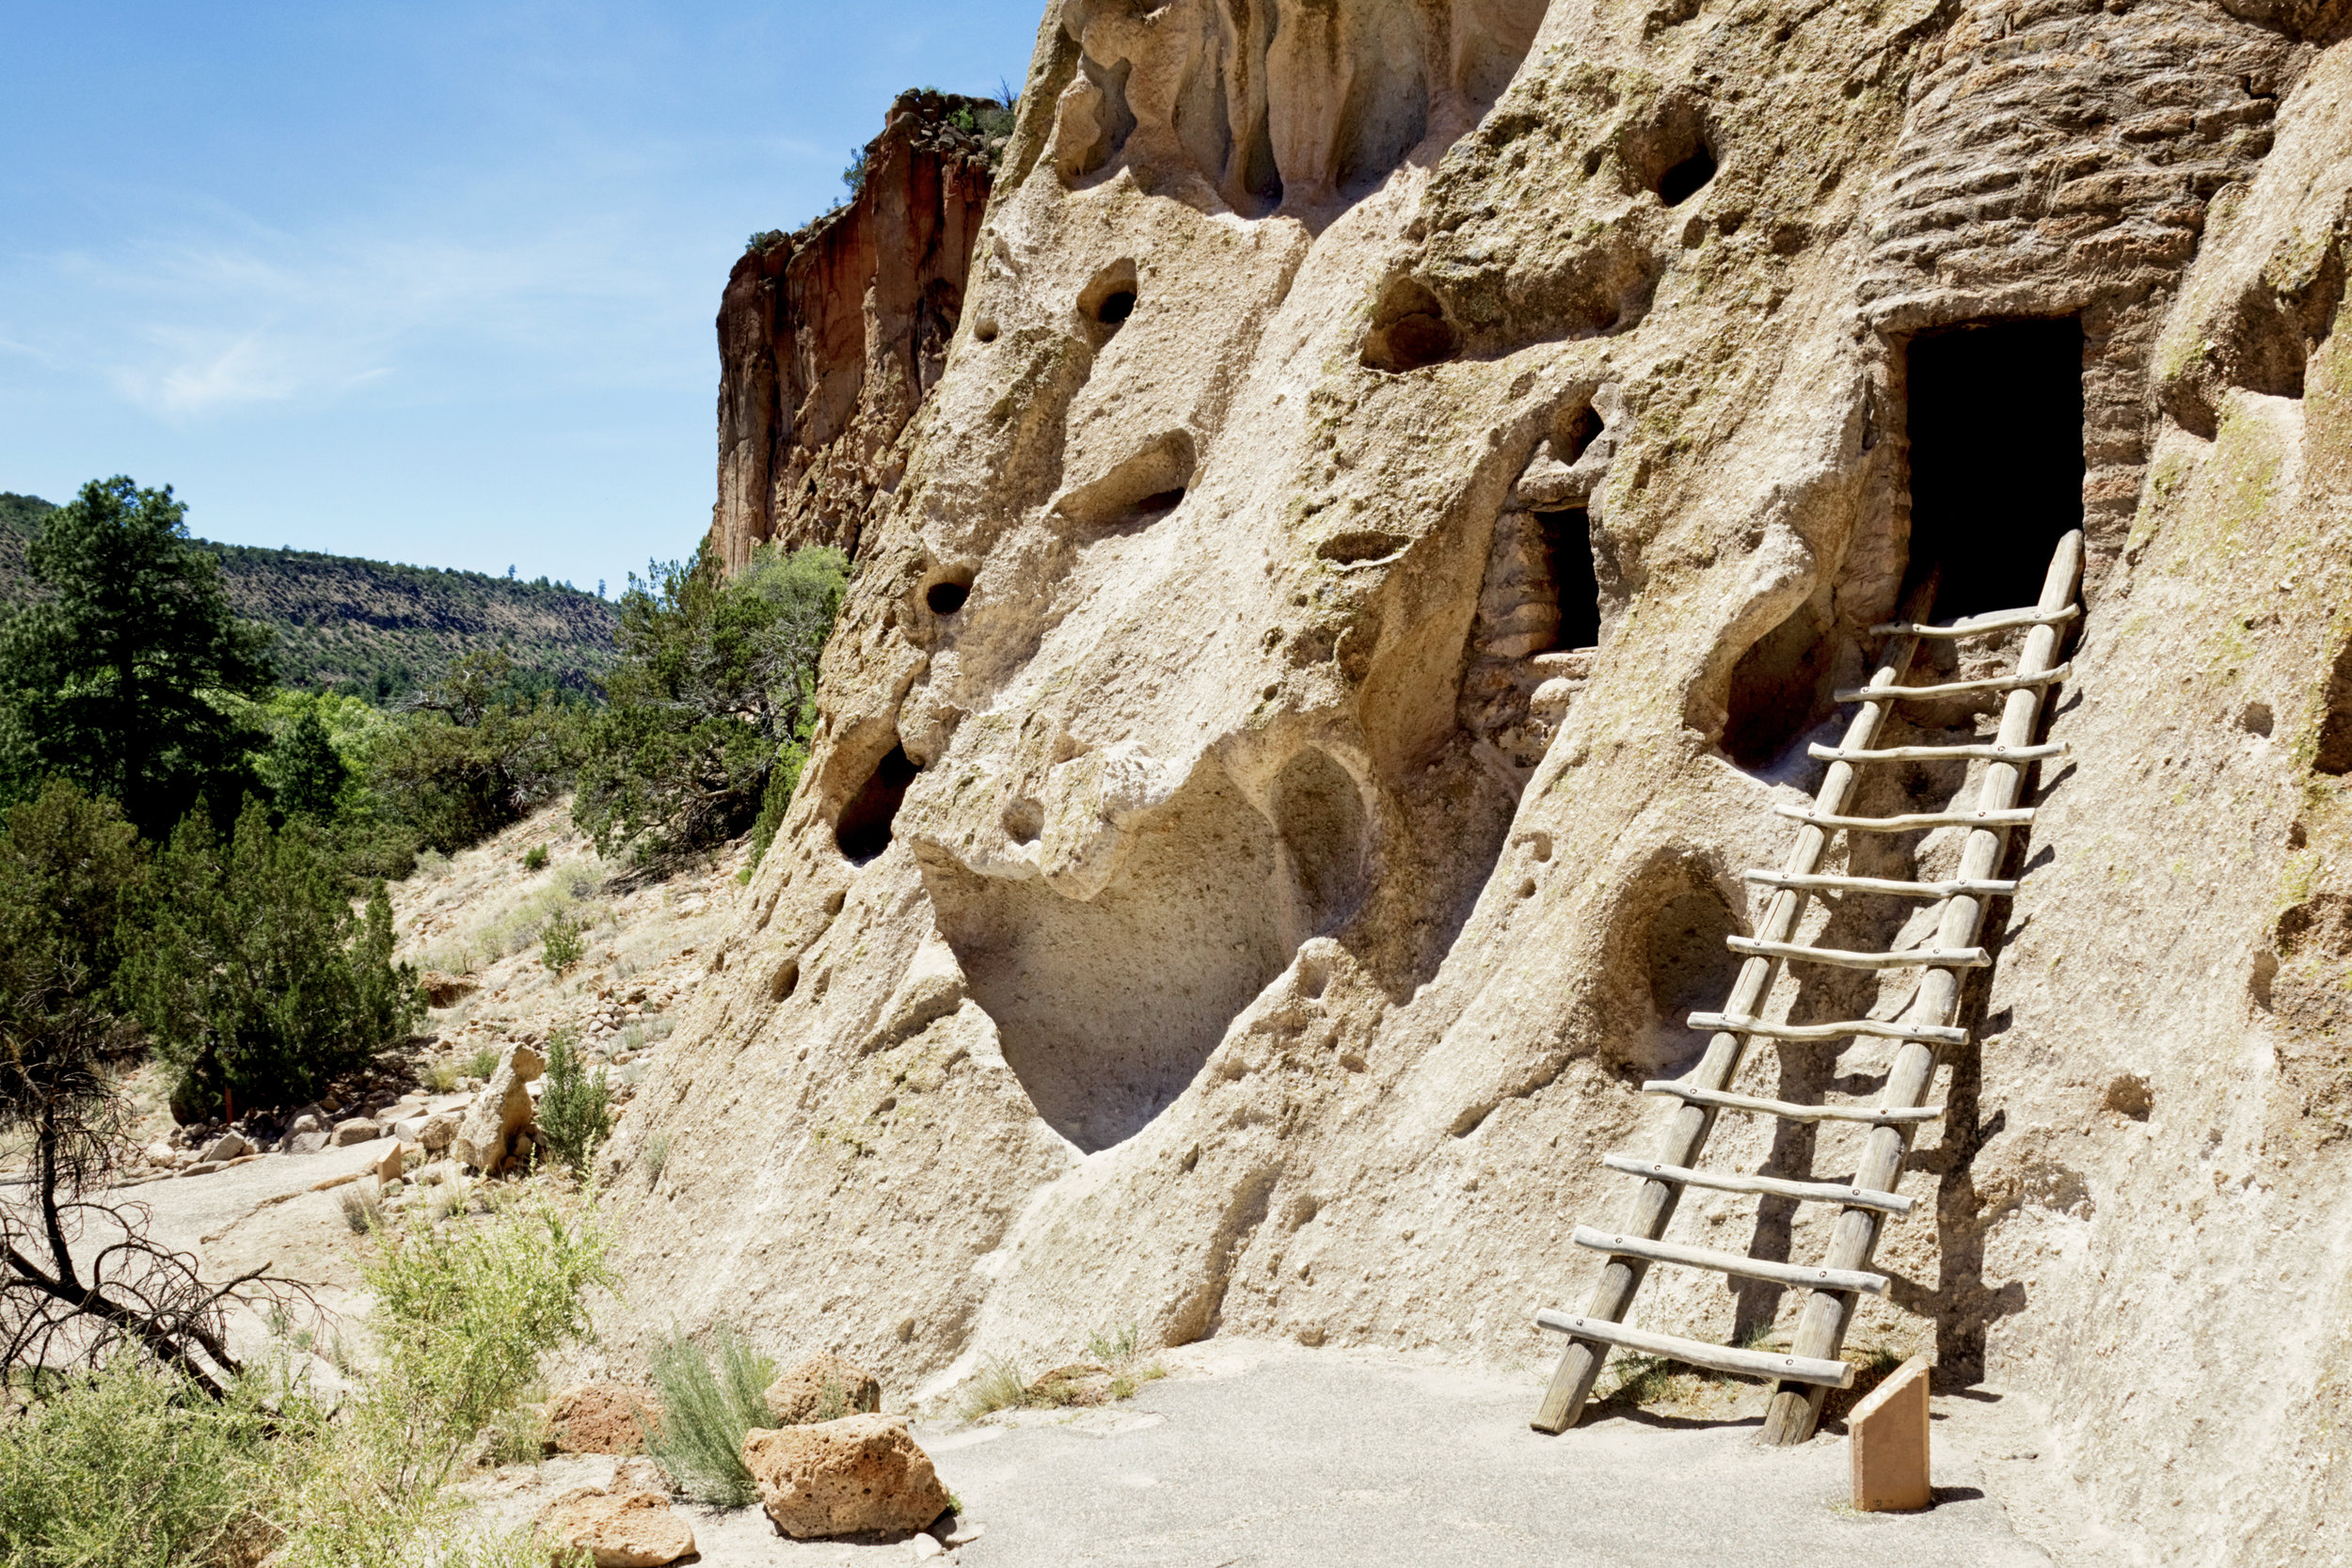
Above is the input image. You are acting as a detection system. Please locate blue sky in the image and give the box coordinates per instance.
[0,1,1044,594]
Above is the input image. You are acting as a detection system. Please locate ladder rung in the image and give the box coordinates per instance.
[1775,804,2035,832]
[1725,936,1989,970]
[1601,1153,1915,1215]
[1686,1011,1967,1046]
[1745,870,2019,899]
[1534,1309,1856,1388]
[1870,604,2081,638]
[1573,1226,1890,1294]
[1643,1080,1946,1126]
[1836,662,2072,703]
[1809,741,2068,764]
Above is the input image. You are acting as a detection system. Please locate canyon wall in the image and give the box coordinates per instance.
[644,2,2352,1559]
[710,90,1002,567]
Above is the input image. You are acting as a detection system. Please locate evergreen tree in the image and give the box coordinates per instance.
[270,708,347,821]
[0,478,275,836]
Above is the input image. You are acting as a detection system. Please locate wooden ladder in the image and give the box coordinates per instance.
[1530,529,2085,1444]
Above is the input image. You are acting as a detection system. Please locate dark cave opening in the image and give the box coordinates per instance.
[1723,595,1837,770]
[835,745,919,864]
[1905,319,2085,620]
[926,575,971,615]
[1658,145,1718,207]
[1537,509,1602,651]
[2316,638,2352,775]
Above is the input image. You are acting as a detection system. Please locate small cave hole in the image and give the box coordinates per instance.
[1535,509,1602,650]
[1636,885,1745,1075]
[1555,404,1604,467]
[2101,1073,2153,1121]
[1658,144,1718,206]
[1003,797,1044,845]
[1724,596,1838,771]
[1079,261,1140,346]
[925,571,973,616]
[2315,638,2352,775]
[974,319,999,344]
[1905,319,2084,619]
[769,959,800,1004]
[1362,277,1462,373]
[1133,488,1185,516]
[834,745,919,864]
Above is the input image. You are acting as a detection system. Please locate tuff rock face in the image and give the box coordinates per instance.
[636,1,2352,1560]
[711,90,1004,566]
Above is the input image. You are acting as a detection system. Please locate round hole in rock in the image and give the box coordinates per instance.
[926,578,970,615]
[1361,277,1462,373]
[1658,144,1717,206]
[1639,885,1745,1074]
[1723,595,1837,771]
[834,746,919,864]
[1078,261,1140,345]
[1096,288,1136,325]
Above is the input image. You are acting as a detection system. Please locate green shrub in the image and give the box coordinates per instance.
[643,1132,671,1184]
[644,1325,775,1506]
[574,543,843,869]
[127,799,422,1116]
[523,843,549,871]
[536,1029,612,1175]
[365,649,585,855]
[0,1354,298,1568]
[466,1045,501,1082]
[541,911,585,974]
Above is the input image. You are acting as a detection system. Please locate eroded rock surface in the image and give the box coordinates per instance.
[765,1353,882,1425]
[620,3,2352,1561]
[740,1415,951,1539]
[713,90,1003,566]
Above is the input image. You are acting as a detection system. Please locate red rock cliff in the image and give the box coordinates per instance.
[711,91,1002,568]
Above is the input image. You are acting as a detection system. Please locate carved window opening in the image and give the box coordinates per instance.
[835,745,918,863]
[1537,509,1601,652]
[1905,318,2084,620]
[924,566,974,616]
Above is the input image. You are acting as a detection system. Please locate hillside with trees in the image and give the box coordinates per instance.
[0,490,615,703]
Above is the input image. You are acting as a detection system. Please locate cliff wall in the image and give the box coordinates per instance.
[710,91,1002,567]
[634,3,2352,1559]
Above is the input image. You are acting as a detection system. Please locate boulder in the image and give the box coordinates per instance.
[417,1111,460,1151]
[764,1353,882,1426]
[288,1111,325,1136]
[328,1117,380,1147]
[532,1486,693,1568]
[284,1131,330,1156]
[199,1131,248,1163]
[740,1415,950,1540]
[548,1382,660,1455]
[420,971,478,1008]
[143,1138,176,1166]
[450,1044,546,1173]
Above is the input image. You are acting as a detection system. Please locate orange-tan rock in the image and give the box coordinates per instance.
[763,1353,881,1426]
[740,1414,949,1539]
[532,1486,693,1568]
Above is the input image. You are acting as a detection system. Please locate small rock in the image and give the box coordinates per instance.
[288,1112,325,1136]
[741,1415,951,1540]
[532,1486,694,1568]
[911,1534,946,1560]
[284,1131,330,1156]
[328,1117,381,1147]
[180,1160,221,1178]
[765,1354,882,1426]
[417,1111,460,1151]
[548,1382,661,1455]
[199,1131,248,1163]
[143,1139,176,1166]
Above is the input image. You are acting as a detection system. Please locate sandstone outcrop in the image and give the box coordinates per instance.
[740,1415,950,1539]
[532,1486,693,1568]
[619,2,2352,1561]
[451,1042,544,1174]
[764,1353,882,1425]
[711,90,1004,567]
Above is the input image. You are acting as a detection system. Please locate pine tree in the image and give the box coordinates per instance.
[0,478,275,835]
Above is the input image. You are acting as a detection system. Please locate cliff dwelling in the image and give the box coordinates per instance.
[632,1,2352,1560]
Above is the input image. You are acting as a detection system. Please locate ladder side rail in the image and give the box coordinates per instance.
[1530,578,1940,1434]
[1756,530,2084,1446]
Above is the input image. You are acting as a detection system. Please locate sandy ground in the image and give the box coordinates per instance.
[448,1339,2116,1568]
